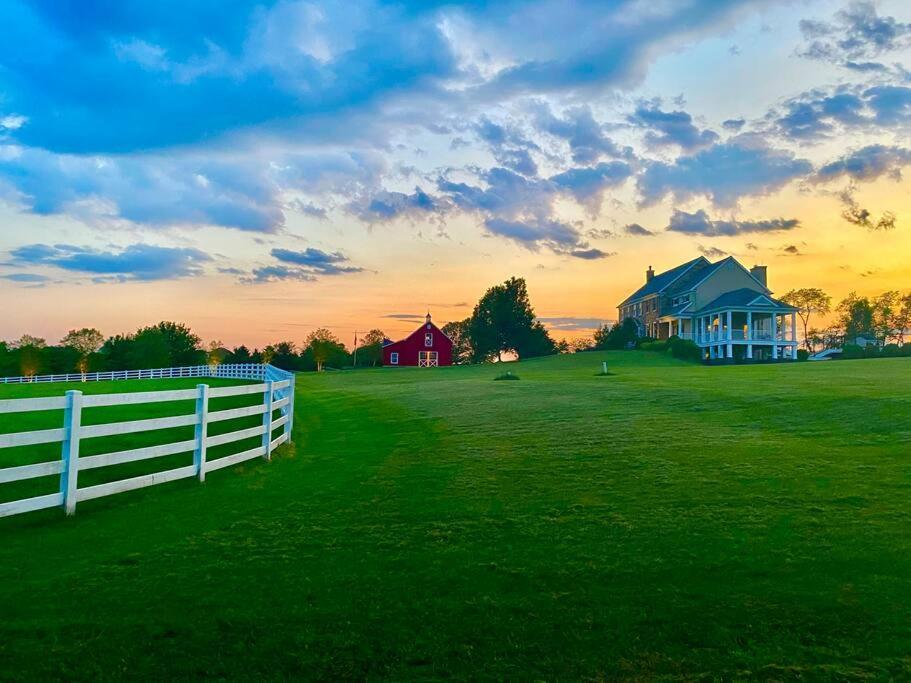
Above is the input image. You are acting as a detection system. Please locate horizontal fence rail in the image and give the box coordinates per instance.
[0,364,295,519]
[0,363,271,385]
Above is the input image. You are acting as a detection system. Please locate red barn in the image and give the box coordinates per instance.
[382,313,453,367]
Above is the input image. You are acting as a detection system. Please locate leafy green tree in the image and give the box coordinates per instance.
[304,328,346,371]
[61,328,104,372]
[593,319,638,350]
[468,277,556,361]
[226,345,253,363]
[265,341,298,371]
[781,288,831,351]
[441,319,472,364]
[12,336,46,376]
[99,334,134,370]
[836,292,875,343]
[355,329,386,367]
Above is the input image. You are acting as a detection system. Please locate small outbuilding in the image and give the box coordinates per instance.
[382,313,453,367]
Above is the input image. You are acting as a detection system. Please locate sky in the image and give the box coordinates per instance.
[0,0,909,348]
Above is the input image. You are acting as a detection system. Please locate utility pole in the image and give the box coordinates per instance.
[352,330,358,367]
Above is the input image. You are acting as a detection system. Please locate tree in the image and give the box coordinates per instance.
[441,319,472,364]
[12,334,46,349]
[226,345,253,363]
[264,341,298,371]
[61,328,104,372]
[835,292,875,343]
[12,335,46,376]
[780,288,831,351]
[355,329,386,367]
[467,277,556,361]
[894,293,911,346]
[304,328,345,371]
[569,337,594,353]
[593,319,639,350]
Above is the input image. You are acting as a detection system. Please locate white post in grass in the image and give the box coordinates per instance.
[285,375,295,442]
[262,379,275,460]
[194,383,209,482]
[60,390,83,516]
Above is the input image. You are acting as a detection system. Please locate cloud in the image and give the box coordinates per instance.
[350,187,445,223]
[698,245,728,259]
[798,2,911,66]
[624,223,655,236]
[639,138,812,206]
[271,247,364,275]
[665,209,800,236]
[839,185,897,231]
[473,116,540,176]
[548,161,633,206]
[245,265,318,284]
[483,217,581,251]
[773,85,911,141]
[628,103,719,151]
[533,104,630,164]
[815,144,911,183]
[774,89,866,140]
[569,248,615,260]
[537,317,606,331]
[9,243,211,281]
[722,118,746,131]
[781,244,801,255]
[0,272,50,283]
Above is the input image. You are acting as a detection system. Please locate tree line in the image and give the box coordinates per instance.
[779,288,911,351]
[0,277,583,377]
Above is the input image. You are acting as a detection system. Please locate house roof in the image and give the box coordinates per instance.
[695,288,797,314]
[620,256,707,305]
[664,257,730,296]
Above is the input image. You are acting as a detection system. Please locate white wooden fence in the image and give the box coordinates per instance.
[0,364,295,519]
[0,363,272,385]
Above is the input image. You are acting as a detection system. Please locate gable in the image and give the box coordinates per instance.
[690,257,769,310]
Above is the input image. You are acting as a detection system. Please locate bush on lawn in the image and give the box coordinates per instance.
[797,349,810,361]
[638,336,701,363]
[494,371,520,381]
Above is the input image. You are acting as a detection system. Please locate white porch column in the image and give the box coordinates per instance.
[746,344,753,359]
[746,311,752,341]
[726,310,732,339]
[791,312,798,351]
[725,310,733,357]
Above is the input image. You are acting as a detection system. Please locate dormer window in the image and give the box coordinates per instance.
[425,333,433,347]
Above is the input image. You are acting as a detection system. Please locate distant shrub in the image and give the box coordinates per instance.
[882,344,902,357]
[638,336,701,363]
[494,371,520,381]
[639,340,667,352]
[841,344,865,359]
[796,349,810,361]
[667,337,702,363]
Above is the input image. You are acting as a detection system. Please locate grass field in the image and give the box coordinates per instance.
[1,353,910,679]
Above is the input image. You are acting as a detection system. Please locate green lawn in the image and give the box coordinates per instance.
[1,353,910,679]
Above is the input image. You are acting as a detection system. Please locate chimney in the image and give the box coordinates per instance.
[646,265,654,282]
[750,265,768,288]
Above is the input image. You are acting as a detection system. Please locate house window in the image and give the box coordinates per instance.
[390,352,399,365]
[425,332,433,347]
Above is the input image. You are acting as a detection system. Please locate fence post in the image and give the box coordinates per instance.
[60,390,83,516]
[285,374,295,443]
[194,383,209,482]
[262,380,274,460]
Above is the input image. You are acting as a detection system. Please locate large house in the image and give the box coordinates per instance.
[618,256,799,362]
[382,313,454,367]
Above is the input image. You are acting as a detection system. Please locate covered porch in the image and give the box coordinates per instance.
[659,289,800,362]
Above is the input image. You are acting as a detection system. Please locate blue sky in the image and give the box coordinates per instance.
[0,0,909,345]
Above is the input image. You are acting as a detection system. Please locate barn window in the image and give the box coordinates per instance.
[425,333,433,347]
[390,352,399,365]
